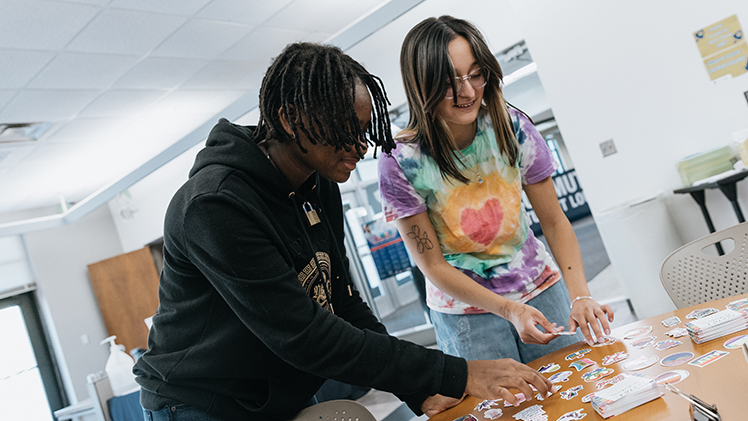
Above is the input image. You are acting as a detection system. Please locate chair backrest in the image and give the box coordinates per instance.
[660,222,748,308]
[290,399,377,421]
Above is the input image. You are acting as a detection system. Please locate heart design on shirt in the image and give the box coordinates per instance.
[460,198,503,246]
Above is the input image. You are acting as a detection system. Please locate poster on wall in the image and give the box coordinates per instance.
[693,14,747,82]
[524,169,590,236]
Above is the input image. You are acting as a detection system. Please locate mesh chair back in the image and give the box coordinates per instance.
[291,399,377,421]
[660,222,748,308]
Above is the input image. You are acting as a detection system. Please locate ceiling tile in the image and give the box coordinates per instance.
[27,52,139,89]
[0,0,101,50]
[151,19,254,59]
[78,90,169,117]
[181,61,266,89]
[263,0,385,33]
[0,89,100,123]
[66,8,188,55]
[0,50,56,89]
[146,89,250,116]
[113,57,209,89]
[44,117,129,144]
[219,27,308,63]
[0,90,19,111]
[196,0,294,25]
[108,0,212,16]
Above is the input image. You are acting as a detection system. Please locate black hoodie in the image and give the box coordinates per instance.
[134,119,467,420]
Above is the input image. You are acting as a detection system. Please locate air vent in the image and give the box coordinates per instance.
[0,122,53,144]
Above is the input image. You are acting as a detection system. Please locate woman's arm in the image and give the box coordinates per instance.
[394,212,558,344]
[524,176,614,345]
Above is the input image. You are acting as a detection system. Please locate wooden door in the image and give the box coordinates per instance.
[87,246,160,353]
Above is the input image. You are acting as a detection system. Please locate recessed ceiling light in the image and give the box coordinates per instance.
[0,122,53,144]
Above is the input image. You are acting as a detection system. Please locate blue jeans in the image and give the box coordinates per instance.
[143,397,319,420]
[431,280,582,363]
[143,404,225,421]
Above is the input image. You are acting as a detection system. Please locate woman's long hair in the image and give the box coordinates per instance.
[399,15,522,183]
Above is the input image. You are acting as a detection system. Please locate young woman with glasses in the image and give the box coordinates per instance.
[378,16,615,364]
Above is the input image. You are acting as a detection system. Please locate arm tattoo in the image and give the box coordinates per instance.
[406,225,434,254]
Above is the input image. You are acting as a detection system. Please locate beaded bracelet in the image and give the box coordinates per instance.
[570,295,594,310]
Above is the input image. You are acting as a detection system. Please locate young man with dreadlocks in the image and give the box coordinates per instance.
[134,42,553,421]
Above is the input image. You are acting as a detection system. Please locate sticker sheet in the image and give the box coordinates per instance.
[602,351,629,365]
[622,354,658,371]
[565,349,591,361]
[688,350,729,367]
[569,358,595,371]
[660,351,695,367]
[623,326,652,339]
[686,307,718,319]
[654,370,690,386]
[661,316,681,327]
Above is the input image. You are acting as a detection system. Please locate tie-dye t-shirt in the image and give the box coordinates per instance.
[378,108,560,314]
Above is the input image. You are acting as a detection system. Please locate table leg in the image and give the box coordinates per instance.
[717,182,746,223]
[688,191,724,255]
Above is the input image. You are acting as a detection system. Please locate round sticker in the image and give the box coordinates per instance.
[655,370,690,386]
[623,326,653,339]
[724,335,748,349]
[660,351,695,367]
[622,354,658,371]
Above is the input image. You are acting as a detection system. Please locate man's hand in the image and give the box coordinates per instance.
[420,394,465,417]
[465,359,554,406]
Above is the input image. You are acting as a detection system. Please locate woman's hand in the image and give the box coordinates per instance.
[506,302,560,345]
[465,359,554,406]
[568,297,614,345]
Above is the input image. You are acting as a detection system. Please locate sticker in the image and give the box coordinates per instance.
[660,351,695,367]
[548,371,573,383]
[483,408,503,420]
[534,392,545,401]
[569,358,595,371]
[560,385,584,400]
[475,399,501,411]
[538,363,561,373]
[726,297,748,311]
[602,351,629,365]
[661,316,681,327]
[565,349,591,361]
[581,367,614,382]
[595,373,627,390]
[512,405,545,421]
[592,336,617,347]
[581,392,595,403]
[686,307,718,319]
[552,331,578,335]
[630,335,657,349]
[503,392,526,407]
[654,339,682,351]
[688,350,729,367]
[724,335,748,349]
[622,354,658,371]
[665,327,688,338]
[552,385,562,393]
[654,370,690,386]
[623,326,652,339]
[556,409,588,421]
[454,416,477,421]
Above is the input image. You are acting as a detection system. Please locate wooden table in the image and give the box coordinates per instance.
[429,293,748,421]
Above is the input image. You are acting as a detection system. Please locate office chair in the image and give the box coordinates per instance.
[660,221,748,308]
[290,399,377,421]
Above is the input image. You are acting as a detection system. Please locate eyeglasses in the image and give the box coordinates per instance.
[445,68,490,99]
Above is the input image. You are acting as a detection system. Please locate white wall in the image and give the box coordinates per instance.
[23,206,123,401]
[108,140,205,253]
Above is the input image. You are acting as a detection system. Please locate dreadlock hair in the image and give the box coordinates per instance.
[399,15,529,184]
[254,42,396,157]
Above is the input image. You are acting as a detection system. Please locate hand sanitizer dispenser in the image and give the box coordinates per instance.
[100,335,137,396]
